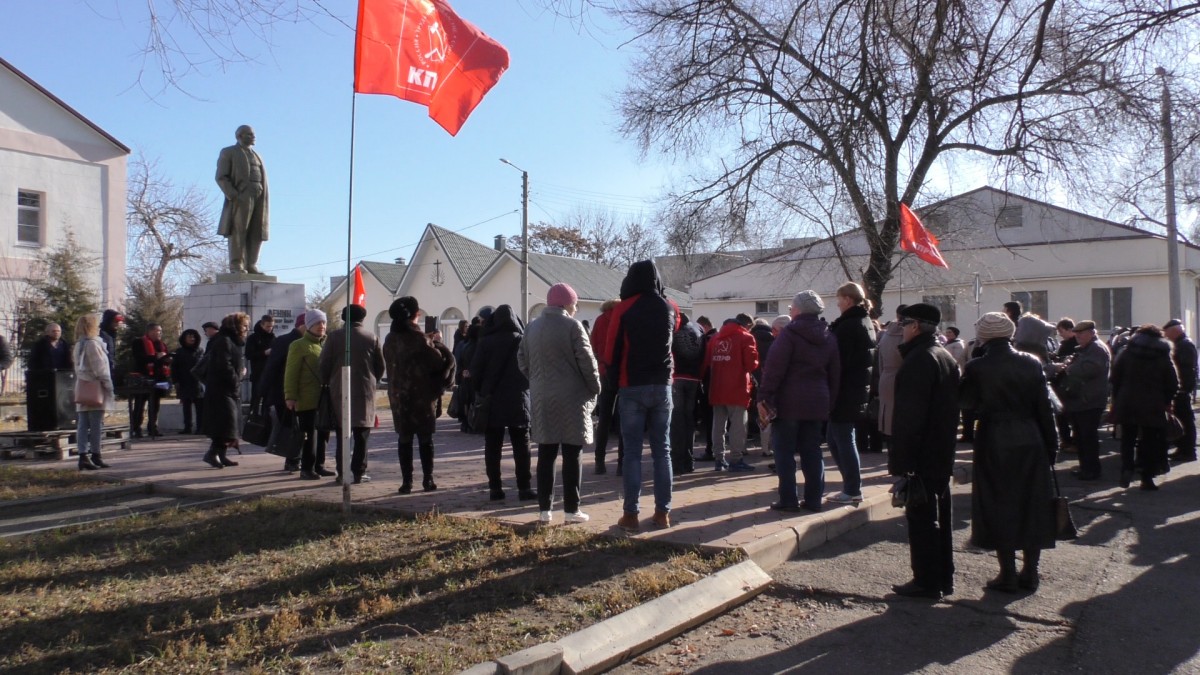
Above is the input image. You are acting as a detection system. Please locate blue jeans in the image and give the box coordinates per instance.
[619,384,673,515]
[772,419,825,508]
[76,409,104,457]
[826,421,862,496]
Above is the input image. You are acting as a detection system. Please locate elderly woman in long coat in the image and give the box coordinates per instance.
[959,312,1058,593]
[519,284,601,524]
[384,296,454,494]
[203,312,250,469]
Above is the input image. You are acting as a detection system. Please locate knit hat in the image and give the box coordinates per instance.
[547,283,578,308]
[389,296,419,322]
[975,312,1015,340]
[294,312,306,328]
[792,290,824,315]
[307,308,328,326]
[899,303,941,324]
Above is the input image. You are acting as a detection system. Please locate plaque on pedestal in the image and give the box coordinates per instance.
[183,279,305,341]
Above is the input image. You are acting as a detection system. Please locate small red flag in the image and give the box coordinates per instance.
[354,0,509,136]
[899,203,949,269]
[352,265,367,307]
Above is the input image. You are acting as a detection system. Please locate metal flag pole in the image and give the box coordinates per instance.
[340,91,357,515]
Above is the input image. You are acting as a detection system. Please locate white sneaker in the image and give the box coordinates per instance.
[826,491,863,504]
[564,511,590,524]
[538,511,553,524]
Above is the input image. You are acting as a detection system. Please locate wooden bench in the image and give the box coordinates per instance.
[0,425,131,461]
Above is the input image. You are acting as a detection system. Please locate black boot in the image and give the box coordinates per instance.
[986,550,1019,593]
[78,454,99,471]
[92,452,111,468]
[1019,549,1041,591]
[203,443,223,469]
[398,441,414,494]
[419,442,437,491]
[218,445,238,467]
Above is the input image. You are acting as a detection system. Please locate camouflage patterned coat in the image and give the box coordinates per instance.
[383,322,455,436]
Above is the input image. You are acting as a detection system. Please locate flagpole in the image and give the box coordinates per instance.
[341,90,358,515]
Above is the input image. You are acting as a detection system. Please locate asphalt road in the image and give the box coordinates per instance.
[614,451,1200,674]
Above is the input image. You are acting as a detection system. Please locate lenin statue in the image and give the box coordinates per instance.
[216,125,269,274]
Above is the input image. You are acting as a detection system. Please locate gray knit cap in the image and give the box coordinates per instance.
[975,312,1015,340]
[307,308,328,326]
[792,290,824,315]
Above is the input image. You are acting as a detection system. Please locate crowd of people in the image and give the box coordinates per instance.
[35,259,1195,599]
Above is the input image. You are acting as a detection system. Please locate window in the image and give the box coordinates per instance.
[998,205,1023,229]
[922,295,956,326]
[1011,290,1048,320]
[755,300,779,316]
[17,191,42,245]
[1092,288,1132,330]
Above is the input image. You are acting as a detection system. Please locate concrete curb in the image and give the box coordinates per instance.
[741,489,894,571]
[460,559,772,675]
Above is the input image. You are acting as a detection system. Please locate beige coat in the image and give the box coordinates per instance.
[318,322,385,429]
[875,321,905,436]
[518,307,601,446]
[73,337,114,412]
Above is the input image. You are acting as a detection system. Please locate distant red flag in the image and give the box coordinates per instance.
[352,265,367,307]
[354,0,509,135]
[899,202,949,269]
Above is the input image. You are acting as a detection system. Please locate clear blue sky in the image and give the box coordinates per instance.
[2,1,675,291]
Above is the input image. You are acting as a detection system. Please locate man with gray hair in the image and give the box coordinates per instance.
[889,303,961,599]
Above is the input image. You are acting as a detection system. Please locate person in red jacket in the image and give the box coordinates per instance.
[702,318,760,471]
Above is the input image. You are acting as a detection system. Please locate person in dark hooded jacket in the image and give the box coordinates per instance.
[384,297,455,493]
[670,313,705,474]
[602,260,680,531]
[1110,324,1179,491]
[99,309,123,379]
[471,304,536,500]
[171,329,204,434]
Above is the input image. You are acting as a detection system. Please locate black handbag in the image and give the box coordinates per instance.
[1051,469,1078,540]
[889,473,928,509]
[447,386,462,419]
[467,393,491,431]
[315,385,335,431]
[241,402,272,447]
[265,410,301,458]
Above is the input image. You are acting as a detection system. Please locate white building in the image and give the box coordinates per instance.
[0,57,128,389]
[327,224,689,341]
[690,187,1200,341]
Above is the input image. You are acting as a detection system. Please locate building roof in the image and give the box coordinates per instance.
[0,56,129,154]
[521,251,691,308]
[361,260,408,293]
[429,224,497,288]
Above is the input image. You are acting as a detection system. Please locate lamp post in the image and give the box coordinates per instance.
[1158,66,1182,321]
[500,158,530,322]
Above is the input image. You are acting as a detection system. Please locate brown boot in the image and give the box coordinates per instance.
[652,509,671,529]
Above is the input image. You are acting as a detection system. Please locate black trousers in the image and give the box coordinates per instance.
[485,425,533,491]
[1069,408,1104,476]
[670,379,699,472]
[333,427,371,478]
[179,397,202,432]
[1174,392,1196,455]
[697,380,714,453]
[398,430,434,482]
[131,391,161,432]
[905,478,954,592]
[537,443,582,512]
[594,378,623,464]
[296,409,329,473]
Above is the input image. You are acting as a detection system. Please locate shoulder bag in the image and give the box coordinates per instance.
[1051,468,1078,540]
[304,358,336,431]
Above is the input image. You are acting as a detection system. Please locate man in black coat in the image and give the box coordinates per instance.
[1164,318,1197,463]
[889,303,961,599]
[244,314,276,410]
[260,312,306,471]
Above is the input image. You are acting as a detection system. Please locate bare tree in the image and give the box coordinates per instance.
[127,153,225,299]
[509,208,663,268]
[605,0,1200,306]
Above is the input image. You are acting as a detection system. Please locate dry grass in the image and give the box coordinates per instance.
[0,498,740,673]
[0,465,116,502]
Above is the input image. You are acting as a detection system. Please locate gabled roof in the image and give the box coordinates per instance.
[0,56,129,153]
[429,224,498,288]
[483,250,691,308]
[361,260,407,293]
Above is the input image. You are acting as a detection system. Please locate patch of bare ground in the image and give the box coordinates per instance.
[0,498,739,673]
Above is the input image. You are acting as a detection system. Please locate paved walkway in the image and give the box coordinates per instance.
[24,401,904,552]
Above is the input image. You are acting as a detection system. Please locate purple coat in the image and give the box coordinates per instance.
[759,315,840,421]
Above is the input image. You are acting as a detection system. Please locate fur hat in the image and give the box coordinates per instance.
[791,290,824,315]
[389,297,419,322]
[547,283,578,308]
[342,304,367,323]
[307,308,328,326]
[975,312,1015,340]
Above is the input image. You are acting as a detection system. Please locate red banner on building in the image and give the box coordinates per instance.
[354,0,509,135]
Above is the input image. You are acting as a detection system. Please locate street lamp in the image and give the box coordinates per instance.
[1157,67,1182,322]
[500,158,530,322]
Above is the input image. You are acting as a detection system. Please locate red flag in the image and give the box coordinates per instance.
[354,0,509,136]
[352,265,367,307]
[899,202,949,269]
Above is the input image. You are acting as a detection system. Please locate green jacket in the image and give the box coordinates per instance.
[284,330,325,411]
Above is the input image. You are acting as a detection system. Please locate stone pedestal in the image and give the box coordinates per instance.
[183,279,305,338]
